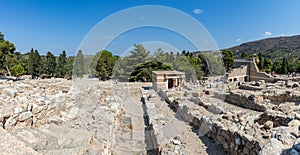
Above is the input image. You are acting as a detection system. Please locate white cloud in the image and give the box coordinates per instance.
[193,9,203,14]
[262,31,272,37]
[236,38,242,42]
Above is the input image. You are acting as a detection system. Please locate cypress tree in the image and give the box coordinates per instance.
[281,57,288,74]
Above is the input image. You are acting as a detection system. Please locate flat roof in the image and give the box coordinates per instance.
[152,70,185,75]
[234,59,250,63]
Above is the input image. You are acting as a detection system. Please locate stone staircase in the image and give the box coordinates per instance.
[0,124,94,155]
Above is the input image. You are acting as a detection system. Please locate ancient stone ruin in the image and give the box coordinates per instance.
[0,75,299,154]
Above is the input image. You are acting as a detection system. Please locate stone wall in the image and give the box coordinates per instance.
[226,59,276,83]
[262,89,300,103]
[249,60,275,83]
[226,65,248,82]
[0,79,75,130]
[0,78,111,155]
[162,91,265,155]
[224,91,267,112]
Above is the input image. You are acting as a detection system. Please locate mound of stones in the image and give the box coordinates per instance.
[0,78,108,154]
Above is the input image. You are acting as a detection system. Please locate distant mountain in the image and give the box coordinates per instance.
[226,35,300,60]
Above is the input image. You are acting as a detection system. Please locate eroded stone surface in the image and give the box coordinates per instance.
[0,77,299,154]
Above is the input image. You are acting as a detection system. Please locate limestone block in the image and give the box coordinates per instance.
[4,88,17,97]
[259,138,283,155]
[19,111,33,121]
[4,117,17,129]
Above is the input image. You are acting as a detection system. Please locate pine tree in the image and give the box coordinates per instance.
[222,50,234,71]
[0,32,15,74]
[95,50,117,80]
[27,49,35,75]
[27,49,41,76]
[56,50,67,77]
[64,56,74,79]
[34,50,41,75]
[115,44,149,81]
[46,51,56,76]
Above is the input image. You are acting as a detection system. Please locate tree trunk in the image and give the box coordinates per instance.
[5,65,11,77]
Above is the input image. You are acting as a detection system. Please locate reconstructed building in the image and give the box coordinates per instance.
[152,70,185,90]
[225,58,275,83]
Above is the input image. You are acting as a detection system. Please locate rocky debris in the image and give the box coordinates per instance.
[144,88,227,155]
[4,116,17,130]
[162,80,300,155]
[262,89,300,103]
[70,81,151,154]
[264,121,273,130]
[237,80,266,91]
[207,103,224,114]
[239,83,263,91]
[259,138,284,155]
[275,81,286,87]
[10,124,93,155]
[66,106,79,120]
[256,80,266,87]
[0,79,111,154]
[225,90,267,112]
[255,112,293,128]
[47,115,63,125]
[4,88,17,97]
[161,139,188,155]
[0,128,41,155]
[0,77,299,154]
[0,79,75,129]
[18,111,33,121]
[293,82,300,88]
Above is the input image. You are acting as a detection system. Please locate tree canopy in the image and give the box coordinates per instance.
[222,50,234,72]
[0,32,16,75]
[56,51,67,78]
[129,61,171,82]
[93,50,118,80]
[45,51,56,76]
[3,30,300,81]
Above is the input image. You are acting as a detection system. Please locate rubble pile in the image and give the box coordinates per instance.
[0,78,75,130]
[0,78,108,154]
[0,77,299,155]
[225,90,267,112]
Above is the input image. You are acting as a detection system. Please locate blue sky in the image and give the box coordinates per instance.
[1,0,300,56]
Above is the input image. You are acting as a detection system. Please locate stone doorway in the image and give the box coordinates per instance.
[168,79,174,88]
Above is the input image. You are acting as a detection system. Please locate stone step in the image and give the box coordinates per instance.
[10,124,93,155]
[0,128,41,155]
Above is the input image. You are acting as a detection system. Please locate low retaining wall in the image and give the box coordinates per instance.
[262,91,300,104]
[225,92,266,112]
[161,91,263,155]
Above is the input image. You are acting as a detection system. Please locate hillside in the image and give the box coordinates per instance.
[226,35,300,60]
